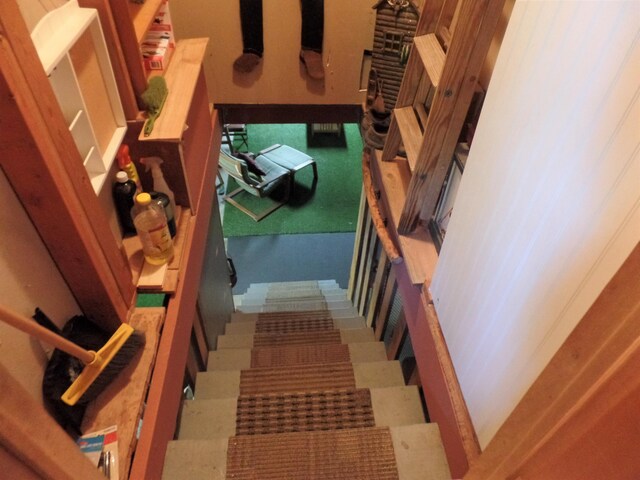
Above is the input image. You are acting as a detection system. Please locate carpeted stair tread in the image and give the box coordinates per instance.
[240,292,348,306]
[235,388,375,436]
[163,424,451,480]
[239,362,357,395]
[207,342,388,371]
[179,386,425,441]
[232,308,360,321]
[250,343,351,368]
[195,361,405,399]
[217,327,375,349]
[225,316,365,335]
[237,299,355,313]
[241,287,346,300]
[226,427,399,480]
[246,279,338,290]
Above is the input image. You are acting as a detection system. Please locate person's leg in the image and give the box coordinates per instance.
[300,0,323,52]
[299,0,325,79]
[234,0,263,73]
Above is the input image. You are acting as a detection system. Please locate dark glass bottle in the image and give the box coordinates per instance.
[113,171,137,235]
[150,191,177,237]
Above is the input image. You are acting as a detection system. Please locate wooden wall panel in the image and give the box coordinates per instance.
[169,0,378,106]
[431,1,640,448]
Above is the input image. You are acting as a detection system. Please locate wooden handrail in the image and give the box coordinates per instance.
[362,149,403,265]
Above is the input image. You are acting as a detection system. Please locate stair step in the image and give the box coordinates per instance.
[207,342,387,371]
[217,328,375,349]
[243,285,346,299]
[194,361,405,399]
[231,309,360,322]
[163,424,451,480]
[395,106,423,171]
[414,33,445,88]
[236,299,355,313]
[224,316,366,335]
[239,292,348,306]
[178,386,425,440]
[246,279,338,291]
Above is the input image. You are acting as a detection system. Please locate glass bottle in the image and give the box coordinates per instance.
[132,192,174,265]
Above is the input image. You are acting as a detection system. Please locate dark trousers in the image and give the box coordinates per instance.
[239,0,324,56]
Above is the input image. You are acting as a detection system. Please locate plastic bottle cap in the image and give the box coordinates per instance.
[116,171,130,183]
[136,192,151,205]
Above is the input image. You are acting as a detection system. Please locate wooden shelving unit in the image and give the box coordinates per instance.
[129,0,164,43]
[107,0,170,102]
[368,0,505,285]
[371,150,438,285]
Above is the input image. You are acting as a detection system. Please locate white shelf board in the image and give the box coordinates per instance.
[31,0,97,75]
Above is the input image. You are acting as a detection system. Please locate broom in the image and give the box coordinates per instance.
[0,305,144,406]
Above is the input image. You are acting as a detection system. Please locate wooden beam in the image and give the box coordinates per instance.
[464,242,640,479]
[398,0,506,233]
[416,0,446,35]
[0,0,134,330]
[0,364,104,480]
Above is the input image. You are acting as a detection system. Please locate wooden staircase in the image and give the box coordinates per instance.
[162,280,451,479]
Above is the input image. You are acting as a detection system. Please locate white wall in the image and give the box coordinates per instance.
[431,1,640,448]
[0,170,80,402]
[170,0,379,106]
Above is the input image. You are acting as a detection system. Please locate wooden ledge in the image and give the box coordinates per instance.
[82,307,166,480]
[372,150,438,285]
[122,206,191,293]
[140,38,209,142]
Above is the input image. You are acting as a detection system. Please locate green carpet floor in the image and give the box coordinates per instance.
[222,123,363,237]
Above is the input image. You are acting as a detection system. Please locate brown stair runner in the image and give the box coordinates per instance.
[235,388,375,436]
[239,362,355,395]
[226,427,399,479]
[250,343,351,368]
[253,310,336,321]
[254,316,335,334]
[252,329,342,348]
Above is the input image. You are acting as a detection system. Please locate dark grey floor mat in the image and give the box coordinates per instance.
[226,233,355,294]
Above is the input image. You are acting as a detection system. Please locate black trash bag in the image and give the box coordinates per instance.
[33,308,112,435]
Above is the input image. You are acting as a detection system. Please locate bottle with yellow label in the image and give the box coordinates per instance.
[132,192,174,265]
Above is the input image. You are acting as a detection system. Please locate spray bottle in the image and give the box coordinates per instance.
[140,156,176,235]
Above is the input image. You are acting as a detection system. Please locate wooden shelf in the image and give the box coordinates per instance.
[122,206,191,293]
[414,34,445,88]
[129,0,163,44]
[82,307,165,480]
[394,106,423,171]
[373,150,438,285]
[140,38,209,143]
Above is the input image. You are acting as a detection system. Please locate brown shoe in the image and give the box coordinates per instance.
[300,50,325,80]
[233,53,262,73]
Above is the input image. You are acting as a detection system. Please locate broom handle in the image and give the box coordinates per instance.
[0,305,95,364]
